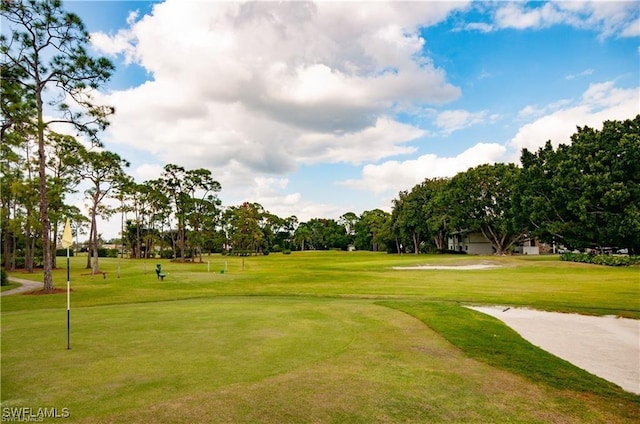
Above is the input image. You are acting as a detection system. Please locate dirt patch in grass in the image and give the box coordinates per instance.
[24,288,69,295]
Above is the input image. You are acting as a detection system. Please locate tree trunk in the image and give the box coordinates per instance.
[433,232,445,251]
[29,235,36,271]
[52,226,58,269]
[91,212,99,274]
[412,232,419,254]
[24,223,33,272]
[86,218,93,269]
[37,92,54,292]
[11,235,17,270]
[2,227,12,269]
[2,201,13,269]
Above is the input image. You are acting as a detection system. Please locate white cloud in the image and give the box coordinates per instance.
[517,105,546,120]
[132,163,164,182]
[342,142,507,195]
[620,16,640,37]
[495,2,565,30]
[565,68,594,80]
[463,22,494,33]
[294,117,423,165]
[231,176,344,222]
[478,1,640,38]
[91,0,464,180]
[509,81,639,152]
[434,109,497,134]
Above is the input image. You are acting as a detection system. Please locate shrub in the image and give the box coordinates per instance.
[282,249,292,255]
[560,252,640,266]
[160,250,174,259]
[56,249,75,257]
[1,269,7,286]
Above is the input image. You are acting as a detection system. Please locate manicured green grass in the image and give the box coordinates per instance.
[5,252,639,317]
[379,301,639,402]
[0,282,19,292]
[2,252,639,422]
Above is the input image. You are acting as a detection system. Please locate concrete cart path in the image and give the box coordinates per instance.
[1,277,44,296]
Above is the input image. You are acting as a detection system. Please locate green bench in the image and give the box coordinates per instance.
[155,264,166,280]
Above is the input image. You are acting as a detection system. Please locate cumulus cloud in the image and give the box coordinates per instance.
[341,142,507,195]
[434,109,498,135]
[82,0,637,233]
[509,81,639,152]
[238,176,343,221]
[464,1,640,38]
[91,1,464,179]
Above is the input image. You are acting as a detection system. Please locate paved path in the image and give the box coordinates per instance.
[1,277,43,296]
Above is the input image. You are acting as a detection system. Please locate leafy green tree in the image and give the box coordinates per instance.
[1,62,35,270]
[392,179,451,254]
[391,186,430,254]
[158,165,221,261]
[45,132,84,267]
[519,115,640,253]
[422,178,451,251]
[339,212,359,246]
[12,175,39,271]
[303,218,348,250]
[1,0,114,291]
[226,202,264,255]
[293,222,312,251]
[78,150,129,274]
[0,155,22,269]
[447,163,525,255]
[260,212,284,252]
[355,209,392,252]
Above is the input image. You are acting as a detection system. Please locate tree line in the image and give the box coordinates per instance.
[2,1,638,293]
[391,115,639,256]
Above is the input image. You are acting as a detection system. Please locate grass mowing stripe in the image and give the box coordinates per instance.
[377,300,640,406]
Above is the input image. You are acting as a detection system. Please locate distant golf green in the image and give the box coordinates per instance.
[2,252,638,423]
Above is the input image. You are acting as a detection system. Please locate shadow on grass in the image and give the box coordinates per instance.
[377,300,640,405]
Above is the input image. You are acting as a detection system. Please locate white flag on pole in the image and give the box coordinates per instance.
[61,218,73,248]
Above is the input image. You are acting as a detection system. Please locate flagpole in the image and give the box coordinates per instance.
[67,246,70,350]
[62,218,73,351]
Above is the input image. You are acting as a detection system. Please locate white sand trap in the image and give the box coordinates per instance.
[468,306,640,394]
[393,263,501,270]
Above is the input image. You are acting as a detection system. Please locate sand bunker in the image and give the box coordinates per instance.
[393,263,501,270]
[468,306,640,394]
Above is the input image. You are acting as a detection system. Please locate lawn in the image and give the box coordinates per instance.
[2,252,639,423]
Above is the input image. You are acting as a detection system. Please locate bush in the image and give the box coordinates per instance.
[560,252,640,266]
[282,249,292,255]
[56,249,75,257]
[160,250,174,259]
[1,269,7,286]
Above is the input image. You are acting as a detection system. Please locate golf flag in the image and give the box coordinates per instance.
[61,218,73,248]
[62,218,72,350]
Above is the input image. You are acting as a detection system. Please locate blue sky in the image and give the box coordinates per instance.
[59,0,638,238]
